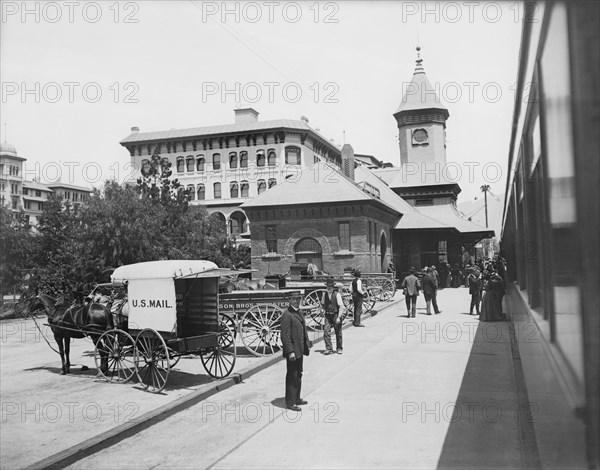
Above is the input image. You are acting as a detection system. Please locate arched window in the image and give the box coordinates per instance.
[186,156,195,172]
[230,181,239,198]
[285,146,301,165]
[239,151,248,168]
[256,149,266,167]
[141,159,151,175]
[240,180,249,197]
[197,184,205,200]
[267,149,277,166]
[229,152,238,169]
[257,179,266,194]
[176,157,184,173]
[294,237,323,270]
[187,185,195,200]
[212,153,221,171]
[214,182,221,199]
[196,155,205,172]
[268,178,277,188]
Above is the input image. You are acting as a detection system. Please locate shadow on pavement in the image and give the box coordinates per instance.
[436,318,530,470]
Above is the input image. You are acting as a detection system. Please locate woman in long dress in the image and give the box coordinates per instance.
[479,271,505,322]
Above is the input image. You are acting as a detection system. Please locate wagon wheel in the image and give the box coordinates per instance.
[341,286,375,316]
[240,303,283,356]
[134,329,170,393]
[370,277,395,301]
[201,322,236,378]
[301,289,327,331]
[167,350,181,369]
[219,313,237,349]
[94,329,135,383]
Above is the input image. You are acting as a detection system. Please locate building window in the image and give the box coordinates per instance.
[266,225,277,253]
[285,146,301,165]
[339,222,351,250]
[187,185,195,200]
[240,180,249,197]
[186,156,195,172]
[197,184,205,200]
[230,181,239,198]
[268,149,277,166]
[197,155,205,172]
[268,178,277,188]
[415,199,434,206]
[257,179,266,194]
[177,157,184,173]
[36,190,41,197]
[213,182,221,199]
[256,150,266,167]
[212,153,221,171]
[229,152,238,169]
[240,151,248,168]
[294,237,323,270]
[24,200,31,209]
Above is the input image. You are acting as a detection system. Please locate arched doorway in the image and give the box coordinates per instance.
[294,237,323,270]
[380,232,387,272]
[229,210,248,237]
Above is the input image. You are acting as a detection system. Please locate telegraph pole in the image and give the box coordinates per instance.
[480,184,490,228]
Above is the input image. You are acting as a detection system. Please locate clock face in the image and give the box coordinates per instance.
[413,129,428,143]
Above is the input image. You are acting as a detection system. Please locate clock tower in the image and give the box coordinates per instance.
[393,46,449,168]
[390,47,460,205]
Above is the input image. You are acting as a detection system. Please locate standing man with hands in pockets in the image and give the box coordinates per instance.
[351,269,367,327]
[281,296,312,412]
[321,278,345,355]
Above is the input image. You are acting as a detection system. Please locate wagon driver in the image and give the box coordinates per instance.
[281,296,312,412]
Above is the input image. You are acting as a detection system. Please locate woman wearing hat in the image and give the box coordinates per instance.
[321,278,345,354]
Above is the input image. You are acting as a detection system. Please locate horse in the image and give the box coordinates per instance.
[31,293,113,375]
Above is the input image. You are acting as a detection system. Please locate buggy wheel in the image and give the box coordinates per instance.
[134,329,170,393]
[370,277,395,301]
[201,322,236,378]
[219,313,237,348]
[240,303,283,356]
[168,351,181,369]
[301,289,327,331]
[94,329,135,383]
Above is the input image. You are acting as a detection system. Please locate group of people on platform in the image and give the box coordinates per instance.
[279,269,367,411]
[399,256,507,322]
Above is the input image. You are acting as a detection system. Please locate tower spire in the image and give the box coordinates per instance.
[414,46,425,75]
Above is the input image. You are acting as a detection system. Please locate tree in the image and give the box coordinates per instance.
[0,207,34,295]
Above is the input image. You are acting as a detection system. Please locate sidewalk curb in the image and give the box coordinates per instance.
[26,297,402,470]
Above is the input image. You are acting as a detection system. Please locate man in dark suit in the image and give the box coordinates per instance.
[281,296,312,411]
[422,267,442,315]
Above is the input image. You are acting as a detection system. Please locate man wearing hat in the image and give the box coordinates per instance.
[351,269,367,327]
[467,267,483,315]
[321,278,345,354]
[401,267,421,318]
[281,296,312,411]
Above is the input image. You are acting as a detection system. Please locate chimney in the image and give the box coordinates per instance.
[234,108,259,124]
[341,143,355,181]
[131,126,139,133]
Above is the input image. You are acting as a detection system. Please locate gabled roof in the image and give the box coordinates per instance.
[416,204,495,237]
[23,180,53,192]
[241,162,400,216]
[394,49,449,116]
[353,165,450,230]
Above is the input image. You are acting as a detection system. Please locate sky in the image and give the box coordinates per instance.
[1,1,522,203]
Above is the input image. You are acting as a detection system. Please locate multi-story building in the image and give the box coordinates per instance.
[119,108,344,242]
[0,140,91,227]
[0,141,25,212]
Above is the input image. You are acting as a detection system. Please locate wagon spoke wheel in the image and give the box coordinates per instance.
[219,313,237,349]
[134,329,170,393]
[94,329,135,383]
[240,303,283,356]
[168,349,181,369]
[370,277,395,301]
[301,289,327,331]
[362,290,376,314]
[201,322,236,379]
